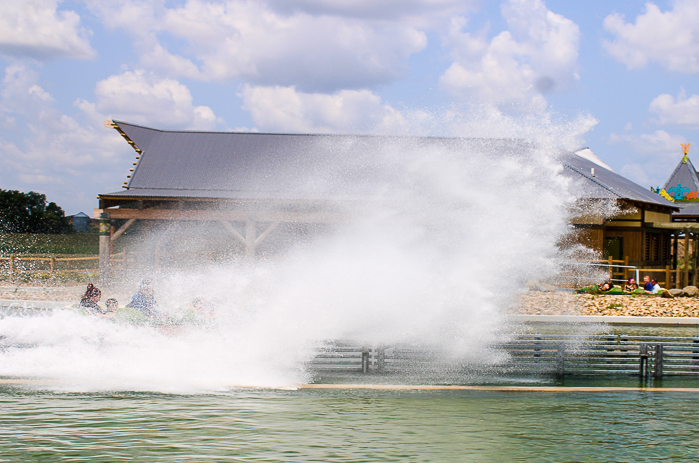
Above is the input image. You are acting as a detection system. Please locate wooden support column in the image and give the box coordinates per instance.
[219,219,279,259]
[673,233,679,267]
[692,235,699,286]
[684,230,690,288]
[109,225,115,257]
[98,212,111,284]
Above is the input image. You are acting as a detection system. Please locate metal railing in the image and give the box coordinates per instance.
[309,335,699,378]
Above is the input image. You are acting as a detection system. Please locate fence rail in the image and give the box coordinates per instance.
[0,253,125,279]
[309,334,699,378]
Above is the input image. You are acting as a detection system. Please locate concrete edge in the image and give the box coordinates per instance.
[1,380,697,392]
[509,314,699,326]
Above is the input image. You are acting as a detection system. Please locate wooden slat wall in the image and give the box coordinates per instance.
[603,229,643,261]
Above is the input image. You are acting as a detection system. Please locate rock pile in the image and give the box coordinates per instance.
[514,286,699,317]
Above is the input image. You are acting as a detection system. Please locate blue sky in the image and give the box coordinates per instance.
[0,0,697,214]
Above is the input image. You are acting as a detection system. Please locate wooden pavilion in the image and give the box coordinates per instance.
[96,121,680,284]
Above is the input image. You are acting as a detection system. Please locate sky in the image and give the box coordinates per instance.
[0,0,698,215]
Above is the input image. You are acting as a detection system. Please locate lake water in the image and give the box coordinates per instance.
[2,383,698,462]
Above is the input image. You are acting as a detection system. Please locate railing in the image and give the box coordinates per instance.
[587,257,683,288]
[309,335,699,378]
[0,252,125,279]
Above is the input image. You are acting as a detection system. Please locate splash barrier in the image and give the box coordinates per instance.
[311,334,699,378]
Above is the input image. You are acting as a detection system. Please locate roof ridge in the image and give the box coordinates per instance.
[563,162,622,199]
[111,120,530,141]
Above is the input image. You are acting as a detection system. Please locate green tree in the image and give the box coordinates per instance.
[0,189,73,234]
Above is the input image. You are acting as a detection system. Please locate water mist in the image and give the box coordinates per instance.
[0,112,602,392]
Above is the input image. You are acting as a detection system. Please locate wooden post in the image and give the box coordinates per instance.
[623,256,629,280]
[692,235,699,286]
[684,230,689,288]
[98,212,111,284]
[639,343,649,378]
[109,225,115,258]
[666,266,671,289]
[673,233,679,287]
[653,344,664,378]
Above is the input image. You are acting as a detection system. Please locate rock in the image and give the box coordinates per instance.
[669,288,686,297]
[660,289,674,298]
[683,286,699,297]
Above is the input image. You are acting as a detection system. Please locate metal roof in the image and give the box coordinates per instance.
[663,155,699,198]
[100,121,677,211]
[673,202,699,217]
[561,154,676,208]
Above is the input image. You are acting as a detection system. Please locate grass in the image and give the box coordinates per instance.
[0,233,100,255]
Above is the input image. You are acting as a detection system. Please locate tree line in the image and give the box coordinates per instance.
[0,189,73,234]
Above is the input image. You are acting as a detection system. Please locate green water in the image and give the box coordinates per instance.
[2,387,698,462]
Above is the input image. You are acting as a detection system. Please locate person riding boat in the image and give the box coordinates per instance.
[128,279,161,318]
[78,284,113,317]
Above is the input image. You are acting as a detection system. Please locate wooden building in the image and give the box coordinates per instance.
[96,121,679,281]
[564,149,678,270]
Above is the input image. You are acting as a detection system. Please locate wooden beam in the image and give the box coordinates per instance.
[110,218,136,243]
[245,220,256,258]
[255,222,279,247]
[103,208,350,223]
[648,222,699,230]
[218,220,246,245]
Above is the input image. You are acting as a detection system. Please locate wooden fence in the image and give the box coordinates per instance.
[600,257,685,288]
[0,252,125,280]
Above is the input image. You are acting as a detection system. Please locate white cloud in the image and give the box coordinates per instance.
[85,0,430,92]
[619,163,652,188]
[264,0,473,23]
[93,70,219,130]
[609,129,688,187]
[0,0,95,60]
[0,63,131,213]
[649,89,699,128]
[240,85,408,134]
[608,129,687,156]
[439,0,579,112]
[602,0,699,73]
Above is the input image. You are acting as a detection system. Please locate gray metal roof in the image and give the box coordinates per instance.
[663,155,699,199]
[673,202,699,217]
[100,121,677,211]
[561,154,676,208]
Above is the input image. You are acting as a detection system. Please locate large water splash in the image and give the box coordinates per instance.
[0,109,603,392]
